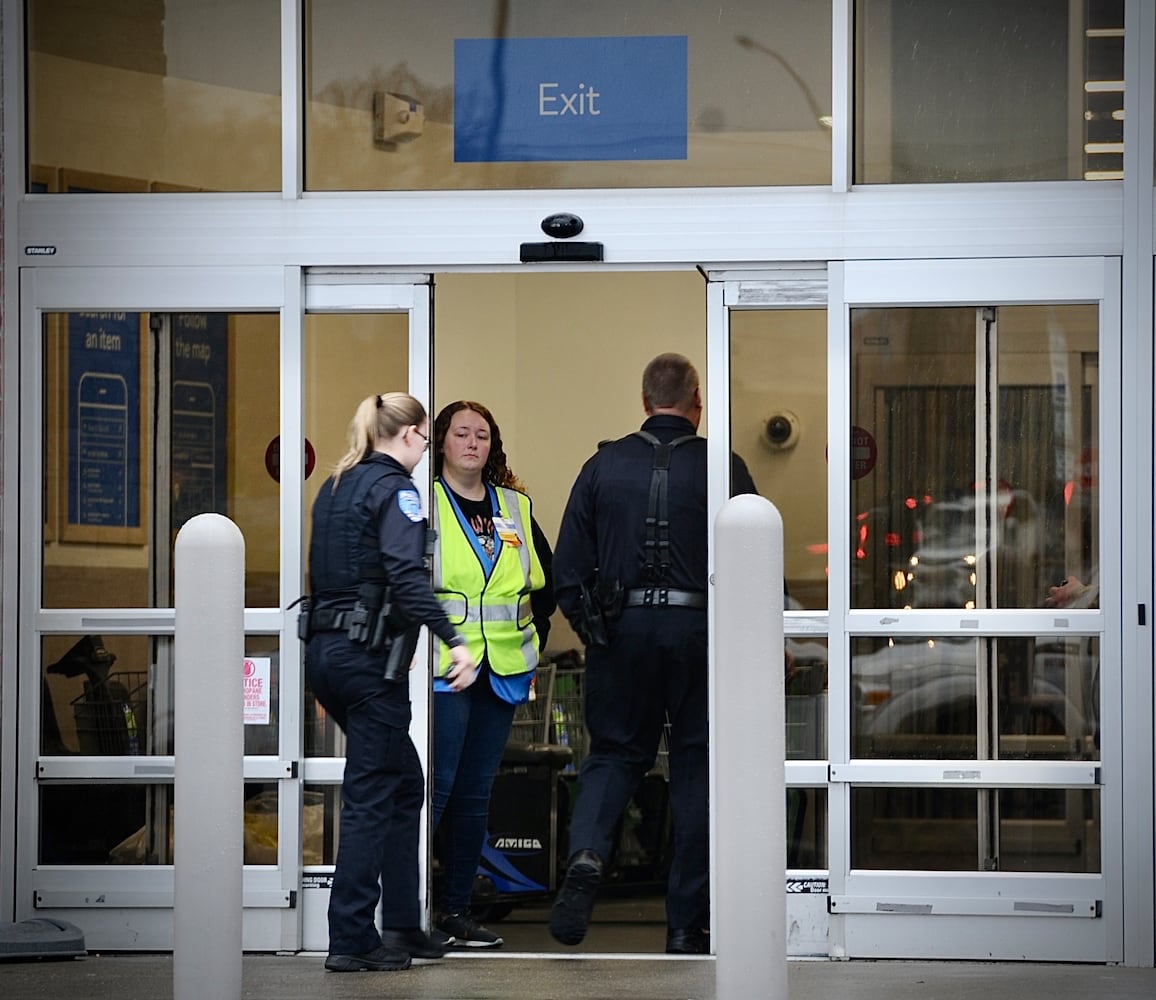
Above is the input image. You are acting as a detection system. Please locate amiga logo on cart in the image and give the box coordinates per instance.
[243,657,272,725]
[490,835,544,852]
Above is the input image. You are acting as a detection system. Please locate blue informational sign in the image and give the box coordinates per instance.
[67,313,141,528]
[454,35,688,163]
[171,314,229,531]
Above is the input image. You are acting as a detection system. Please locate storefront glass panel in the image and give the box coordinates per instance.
[855,0,1125,183]
[41,633,283,759]
[306,0,831,191]
[302,311,411,757]
[851,785,1101,873]
[850,304,1099,612]
[39,781,280,865]
[730,309,828,611]
[26,0,281,193]
[851,634,1099,763]
[41,311,281,611]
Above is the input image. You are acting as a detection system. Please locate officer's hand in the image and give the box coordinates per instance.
[445,644,479,691]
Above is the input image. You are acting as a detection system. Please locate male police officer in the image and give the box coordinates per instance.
[549,353,757,955]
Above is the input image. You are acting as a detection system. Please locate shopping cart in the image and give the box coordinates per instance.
[508,660,556,745]
[48,634,147,756]
[71,671,148,755]
[549,662,587,774]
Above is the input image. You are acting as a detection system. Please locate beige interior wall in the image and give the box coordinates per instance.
[434,271,836,645]
[730,309,829,606]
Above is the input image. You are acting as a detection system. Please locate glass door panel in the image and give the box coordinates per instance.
[718,279,830,956]
[23,267,292,951]
[298,280,427,953]
[834,258,1116,963]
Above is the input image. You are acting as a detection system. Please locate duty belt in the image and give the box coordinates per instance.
[311,607,353,631]
[623,588,707,610]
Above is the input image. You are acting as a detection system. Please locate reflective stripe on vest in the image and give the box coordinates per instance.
[431,481,545,676]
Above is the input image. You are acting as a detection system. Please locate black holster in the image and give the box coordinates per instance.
[578,574,622,648]
[296,598,313,641]
[347,582,385,645]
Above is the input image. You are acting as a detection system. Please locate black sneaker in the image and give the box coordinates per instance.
[380,927,447,960]
[324,943,412,972]
[549,849,603,946]
[437,911,504,948]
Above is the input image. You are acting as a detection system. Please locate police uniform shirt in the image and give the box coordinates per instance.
[553,414,758,629]
[311,452,459,649]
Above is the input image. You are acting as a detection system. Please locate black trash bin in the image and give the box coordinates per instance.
[470,742,573,912]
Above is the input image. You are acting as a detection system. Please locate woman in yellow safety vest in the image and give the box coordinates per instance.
[429,400,555,949]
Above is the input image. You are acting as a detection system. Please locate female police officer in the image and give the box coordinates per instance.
[305,392,477,973]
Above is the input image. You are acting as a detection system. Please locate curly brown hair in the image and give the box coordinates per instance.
[432,400,525,492]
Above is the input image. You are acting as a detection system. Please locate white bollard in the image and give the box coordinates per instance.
[173,514,245,1000]
[714,494,786,1000]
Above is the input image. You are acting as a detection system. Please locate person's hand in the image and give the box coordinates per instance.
[1045,575,1086,608]
[444,644,479,692]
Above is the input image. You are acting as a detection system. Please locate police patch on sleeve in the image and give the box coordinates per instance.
[396,489,424,522]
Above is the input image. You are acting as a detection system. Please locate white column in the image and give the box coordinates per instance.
[714,494,786,999]
[173,514,245,1000]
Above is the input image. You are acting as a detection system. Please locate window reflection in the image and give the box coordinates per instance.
[306,0,831,190]
[40,782,282,865]
[855,0,1125,183]
[852,786,1100,873]
[42,312,281,611]
[850,305,1098,611]
[851,635,1099,763]
[26,0,281,193]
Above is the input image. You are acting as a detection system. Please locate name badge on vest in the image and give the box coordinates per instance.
[492,515,522,546]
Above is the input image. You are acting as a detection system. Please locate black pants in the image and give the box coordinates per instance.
[566,606,709,931]
[306,631,422,955]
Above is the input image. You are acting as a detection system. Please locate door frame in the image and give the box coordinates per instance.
[298,270,433,952]
[828,257,1121,962]
[13,265,434,952]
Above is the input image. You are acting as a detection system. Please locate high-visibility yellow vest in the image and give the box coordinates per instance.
[431,480,545,677]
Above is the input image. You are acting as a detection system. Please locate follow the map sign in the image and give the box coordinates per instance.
[454,35,688,162]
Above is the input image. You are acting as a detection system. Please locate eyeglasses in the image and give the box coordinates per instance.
[412,427,430,450]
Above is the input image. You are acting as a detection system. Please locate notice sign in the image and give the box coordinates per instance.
[244,657,271,725]
[454,35,687,162]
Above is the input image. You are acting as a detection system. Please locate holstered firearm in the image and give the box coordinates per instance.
[347,582,385,645]
[577,573,623,648]
[382,625,420,684]
[368,586,415,683]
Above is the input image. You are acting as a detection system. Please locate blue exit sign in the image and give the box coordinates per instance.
[454,36,688,163]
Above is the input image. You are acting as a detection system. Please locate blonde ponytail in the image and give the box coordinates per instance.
[331,392,427,488]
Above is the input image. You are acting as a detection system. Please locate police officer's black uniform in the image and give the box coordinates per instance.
[552,413,757,941]
[306,452,462,959]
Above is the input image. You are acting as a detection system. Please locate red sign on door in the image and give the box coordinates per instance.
[851,426,877,480]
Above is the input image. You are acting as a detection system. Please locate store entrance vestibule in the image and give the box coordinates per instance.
[19,263,1119,961]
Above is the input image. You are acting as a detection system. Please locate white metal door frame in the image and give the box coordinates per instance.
[297,271,433,952]
[826,256,1123,962]
[12,266,434,952]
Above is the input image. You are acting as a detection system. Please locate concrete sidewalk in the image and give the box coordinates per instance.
[2,953,1155,1000]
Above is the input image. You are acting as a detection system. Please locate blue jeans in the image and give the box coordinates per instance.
[432,677,516,914]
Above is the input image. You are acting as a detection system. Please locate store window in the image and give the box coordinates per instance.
[26,0,281,193]
[306,0,832,191]
[850,304,1098,612]
[41,311,281,609]
[855,0,1125,183]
